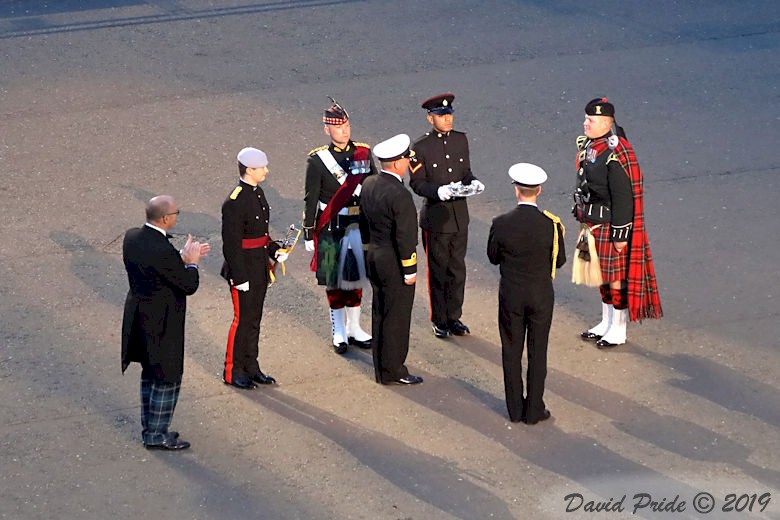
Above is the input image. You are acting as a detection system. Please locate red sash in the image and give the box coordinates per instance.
[309,146,369,271]
[242,236,269,249]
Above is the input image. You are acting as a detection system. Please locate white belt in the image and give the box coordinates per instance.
[317,201,359,216]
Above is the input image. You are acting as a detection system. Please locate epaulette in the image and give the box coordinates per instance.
[353,142,371,149]
[308,145,329,156]
[229,186,242,200]
[606,152,620,165]
[576,135,588,151]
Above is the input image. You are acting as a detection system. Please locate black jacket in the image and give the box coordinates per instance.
[409,130,476,233]
[121,225,200,383]
[303,140,376,240]
[575,135,633,237]
[487,205,566,291]
[360,172,418,280]
[221,179,280,285]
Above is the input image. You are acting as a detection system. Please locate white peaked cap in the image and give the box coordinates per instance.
[508,162,547,186]
[373,134,411,161]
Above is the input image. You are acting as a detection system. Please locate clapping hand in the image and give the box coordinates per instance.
[181,234,210,265]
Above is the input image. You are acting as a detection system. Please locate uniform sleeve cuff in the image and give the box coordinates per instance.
[611,223,632,241]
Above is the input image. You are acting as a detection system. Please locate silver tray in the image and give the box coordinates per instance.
[448,181,484,198]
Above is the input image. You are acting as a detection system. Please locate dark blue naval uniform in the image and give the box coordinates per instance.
[360,172,418,383]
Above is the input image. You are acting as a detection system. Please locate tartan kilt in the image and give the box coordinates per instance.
[315,227,343,287]
[315,224,367,290]
[592,224,628,282]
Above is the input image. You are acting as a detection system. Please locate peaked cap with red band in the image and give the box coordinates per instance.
[421,93,455,114]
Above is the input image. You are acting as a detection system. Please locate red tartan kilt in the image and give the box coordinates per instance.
[593,224,628,282]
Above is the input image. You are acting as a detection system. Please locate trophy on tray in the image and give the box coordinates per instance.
[447,180,485,198]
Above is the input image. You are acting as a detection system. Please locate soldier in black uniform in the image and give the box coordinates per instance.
[303,99,377,354]
[487,163,566,424]
[360,134,422,385]
[409,93,484,338]
[221,147,286,389]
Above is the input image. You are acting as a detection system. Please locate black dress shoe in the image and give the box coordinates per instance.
[525,409,551,425]
[333,342,348,354]
[223,377,257,389]
[348,337,372,349]
[448,320,470,336]
[595,339,620,348]
[250,371,276,385]
[580,331,601,340]
[384,374,423,385]
[432,323,450,338]
[145,437,191,450]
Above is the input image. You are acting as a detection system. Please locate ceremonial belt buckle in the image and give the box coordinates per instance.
[347,206,360,216]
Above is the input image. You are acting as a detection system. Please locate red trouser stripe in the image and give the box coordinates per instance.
[224,286,240,383]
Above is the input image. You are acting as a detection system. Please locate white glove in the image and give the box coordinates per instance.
[470,179,485,192]
[275,250,289,263]
[234,281,249,292]
[437,184,453,201]
[305,240,315,252]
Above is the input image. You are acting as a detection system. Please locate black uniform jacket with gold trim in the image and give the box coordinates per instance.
[576,135,633,238]
[303,140,377,240]
[487,204,566,288]
[409,129,476,233]
[359,172,418,278]
[220,179,280,286]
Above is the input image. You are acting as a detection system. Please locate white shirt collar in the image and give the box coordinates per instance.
[517,202,538,207]
[145,222,167,235]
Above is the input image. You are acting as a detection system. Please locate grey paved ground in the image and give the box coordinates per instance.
[1,1,778,519]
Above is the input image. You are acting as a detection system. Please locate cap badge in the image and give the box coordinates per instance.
[442,99,448,106]
[595,106,602,115]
